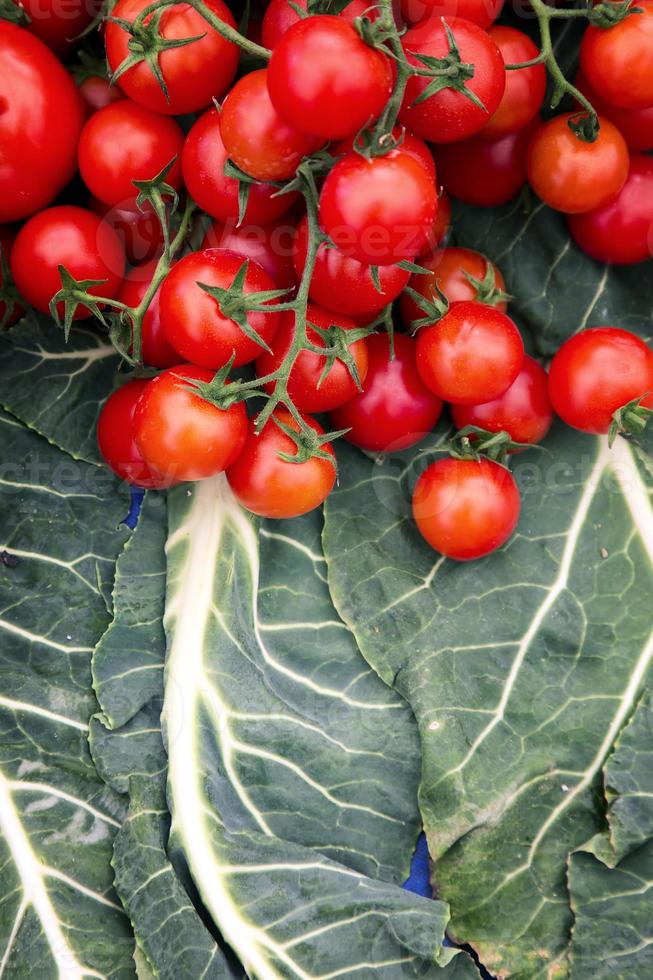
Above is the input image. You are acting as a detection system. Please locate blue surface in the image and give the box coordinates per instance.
[123,486,144,529]
[403,832,432,897]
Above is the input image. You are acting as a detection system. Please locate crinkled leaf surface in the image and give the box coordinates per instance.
[0,410,135,978]
[323,423,653,977]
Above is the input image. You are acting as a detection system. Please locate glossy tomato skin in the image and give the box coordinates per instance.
[318,149,437,266]
[267,16,393,141]
[78,101,184,208]
[574,70,653,153]
[330,333,443,452]
[202,217,298,289]
[97,380,171,489]
[182,108,298,224]
[401,0,504,29]
[0,227,23,328]
[77,75,125,116]
[483,27,546,139]
[256,303,369,413]
[332,127,436,182]
[89,195,164,266]
[400,17,505,143]
[434,117,537,207]
[548,328,653,434]
[567,155,653,265]
[11,205,125,318]
[227,409,336,519]
[580,0,653,110]
[21,0,102,56]
[412,456,520,560]
[451,355,553,446]
[526,113,629,214]
[293,215,410,317]
[401,246,507,327]
[0,23,85,223]
[262,0,378,48]
[160,249,281,369]
[116,261,179,368]
[134,364,247,483]
[416,301,524,404]
[220,69,322,182]
[106,0,239,115]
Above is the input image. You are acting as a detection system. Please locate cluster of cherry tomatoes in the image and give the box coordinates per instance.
[1,0,653,560]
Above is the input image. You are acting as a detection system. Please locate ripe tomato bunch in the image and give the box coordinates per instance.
[1,0,652,559]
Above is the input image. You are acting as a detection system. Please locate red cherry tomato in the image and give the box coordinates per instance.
[160,248,282,369]
[116,261,180,368]
[401,0,505,29]
[262,0,379,48]
[482,27,546,139]
[182,107,299,225]
[105,0,239,115]
[267,16,393,141]
[419,187,452,258]
[78,101,184,208]
[11,205,125,318]
[255,303,369,413]
[416,300,524,404]
[201,217,298,289]
[134,364,247,483]
[451,355,553,446]
[293,214,410,317]
[330,333,443,452]
[77,75,125,116]
[227,409,336,519]
[567,155,653,265]
[401,246,507,327]
[580,0,653,110]
[333,127,436,182]
[89,195,165,266]
[0,227,23,328]
[0,23,85,223]
[220,69,322,182]
[574,69,653,153]
[319,149,437,266]
[400,17,505,143]
[412,456,520,560]
[434,117,537,207]
[527,113,629,214]
[97,380,170,489]
[548,327,653,434]
[20,0,102,56]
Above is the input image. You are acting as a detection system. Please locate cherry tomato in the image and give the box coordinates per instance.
[401,0,504,29]
[330,333,443,452]
[574,69,653,153]
[77,74,125,116]
[227,409,336,518]
[11,205,125,318]
[201,217,298,289]
[400,17,505,143]
[412,456,520,560]
[89,195,165,266]
[333,127,436,182]
[482,27,546,138]
[182,107,299,224]
[451,356,553,446]
[20,0,102,56]
[116,261,180,368]
[419,187,452,258]
[220,69,322,182]
[0,227,23,328]
[548,328,653,434]
[567,155,653,266]
[416,301,524,404]
[401,247,507,328]
[106,0,239,115]
[262,0,379,48]
[433,117,537,207]
[267,16,393,141]
[0,23,85,223]
[256,303,369,413]
[78,101,184,208]
[293,214,410,317]
[580,0,653,110]
[160,248,282,369]
[319,149,437,266]
[134,364,247,483]
[97,380,170,489]
[527,113,629,214]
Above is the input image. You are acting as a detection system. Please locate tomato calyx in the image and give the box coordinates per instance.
[567,110,600,143]
[402,283,449,332]
[406,21,487,113]
[272,413,345,466]
[0,0,28,25]
[308,320,374,390]
[449,425,530,466]
[609,394,653,446]
[463,263,512,308]
[197,258,289,352]
[50,266,113,339]
[588,0,641,29]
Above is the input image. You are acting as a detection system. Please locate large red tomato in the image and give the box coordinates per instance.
[401,246,507,328]
[262,0,379,48]
[0,23,85,223]
[201,217,298,290]
[574,69,653,153]
[580,0,653,109]
[483,27,546,139]
[401,0,505,29]
[97,380,170,489]
[105,0,239,115]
